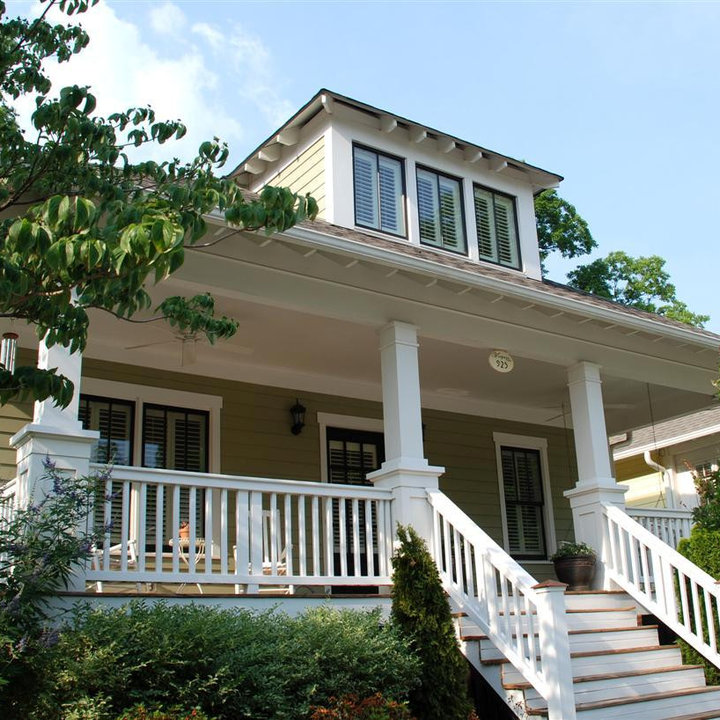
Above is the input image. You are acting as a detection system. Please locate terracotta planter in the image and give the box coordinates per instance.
[553,556,596,591]
[179,523,190,540]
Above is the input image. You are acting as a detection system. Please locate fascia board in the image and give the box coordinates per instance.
[281,225,720,351]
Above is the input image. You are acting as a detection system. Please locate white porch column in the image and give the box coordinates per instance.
[367,322,444,544]
[563,362,626,589]
[10,338,97,592]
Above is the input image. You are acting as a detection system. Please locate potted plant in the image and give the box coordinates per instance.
[179,521,190,540]
[551,541,596,591]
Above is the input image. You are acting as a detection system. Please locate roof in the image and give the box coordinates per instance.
[612,404,720,460]
[284,211,720,343]
[229,89,564,190]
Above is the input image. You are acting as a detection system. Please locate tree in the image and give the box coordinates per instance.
[0,0,317,408]
[534,189,596,265]
[567,251,709,327]
[534,191,708,328]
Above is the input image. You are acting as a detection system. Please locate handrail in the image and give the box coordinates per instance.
[427,489,576,720]
[603,504,720,668]
[626,507,693,549]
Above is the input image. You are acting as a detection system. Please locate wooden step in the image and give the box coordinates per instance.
[522,665,707,708]
[501,644,684,684]
[531,687,720,720]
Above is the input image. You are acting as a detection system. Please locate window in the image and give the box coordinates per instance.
[353,145,406,236]
[79,396,135,465]
[416,167,466,253]
[142,404,209,473]
[473,185,520,269]
[493,433,556,560]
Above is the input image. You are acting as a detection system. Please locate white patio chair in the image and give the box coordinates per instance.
[91,539,139,593]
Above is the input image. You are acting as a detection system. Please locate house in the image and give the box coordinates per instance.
[3,89,720,719]
[613,405,720,510]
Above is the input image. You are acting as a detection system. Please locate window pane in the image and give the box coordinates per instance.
[79,396,134,465]
[438,175,464,252]
[493,194,519,268]
[474,187,497,262]
[353,148,378,228]
[474,186,520,269]
[418,168,465,253]
[501,447,546,558]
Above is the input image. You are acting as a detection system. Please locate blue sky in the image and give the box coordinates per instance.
[8,1,720,330]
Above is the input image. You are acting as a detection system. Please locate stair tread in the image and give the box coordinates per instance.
[484,643,680,666]
[527,685,720,714]
[461,624,654,641]
[503,664,704,690]
[660,711,720,720]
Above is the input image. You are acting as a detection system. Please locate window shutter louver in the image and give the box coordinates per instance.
[353,149,378,229]
[438,177,460,250]
[417,170,439,245]
[378,156,403,234]
[474,188,497,262]
[493,195,518,268]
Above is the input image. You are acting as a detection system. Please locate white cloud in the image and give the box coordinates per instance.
[8,1,294,167]
[149,1,187,38]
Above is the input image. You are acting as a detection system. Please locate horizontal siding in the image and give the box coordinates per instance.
[0,348,34,481]
[269,137,326,218]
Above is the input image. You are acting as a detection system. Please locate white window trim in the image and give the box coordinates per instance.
[493,432,557,559]
[81,378,223,473]
[317,412,384,484]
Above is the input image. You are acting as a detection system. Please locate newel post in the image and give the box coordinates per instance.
[10,338,98,592]
[533,580,576,720]
[563,361,626,589]
[367,322,444,546]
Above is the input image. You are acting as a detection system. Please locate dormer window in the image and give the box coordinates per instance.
[416,167,466,255]
[474,185,520,269]
[353,145,406,236]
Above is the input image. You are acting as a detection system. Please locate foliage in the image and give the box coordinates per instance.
[309,694,415,720]
[0,0,317,408]
[567,251,708,327]
[116,706,211,720]
[391,525,473,720]
[7,603,419,720]
[690,468,720,531]
[550,541,596,560]
[0,458,101,699]
[534,189,596,265]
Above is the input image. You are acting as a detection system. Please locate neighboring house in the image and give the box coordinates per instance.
[3,89,720,719]
[612,405,720,510]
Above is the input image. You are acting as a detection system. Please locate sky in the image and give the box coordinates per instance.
[7,0,720,331]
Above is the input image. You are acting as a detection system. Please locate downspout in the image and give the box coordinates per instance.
[644,450,675,508]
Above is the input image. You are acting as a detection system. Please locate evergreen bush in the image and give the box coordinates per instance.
[390,525,474,720]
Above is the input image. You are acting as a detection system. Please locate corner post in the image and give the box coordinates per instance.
[367,322,444,545]
[533,580,576,720]
[563,361,626,589]
[10,339,98,592]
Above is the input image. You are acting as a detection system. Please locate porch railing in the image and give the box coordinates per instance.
[626,506,693,549]
[427,489,576,720]
[86,465,394,592]
[603,504,720,669]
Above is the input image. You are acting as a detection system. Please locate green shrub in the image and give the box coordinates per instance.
[116,706,212,720]
[391,525,474,720]
[17,603,419,720]
[677,527,720,684]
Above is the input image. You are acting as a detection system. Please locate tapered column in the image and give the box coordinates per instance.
[367,322,443,544]
[563,362,626,589]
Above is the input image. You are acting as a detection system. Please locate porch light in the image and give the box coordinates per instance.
[290,398,306,435]
[1,332,18,372]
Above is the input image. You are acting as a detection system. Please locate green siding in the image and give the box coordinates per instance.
[269,137,326,218]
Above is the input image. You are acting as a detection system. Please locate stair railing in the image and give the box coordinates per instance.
[427,489,576,720]
[603,503,720,668]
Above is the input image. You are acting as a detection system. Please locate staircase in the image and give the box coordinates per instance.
[455,590,720,720]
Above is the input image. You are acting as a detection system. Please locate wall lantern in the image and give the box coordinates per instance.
[290,398,306,435]
[1,332,18,372]
[489,349,514,374]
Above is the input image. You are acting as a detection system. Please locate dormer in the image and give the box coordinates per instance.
[231,90,562,281]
